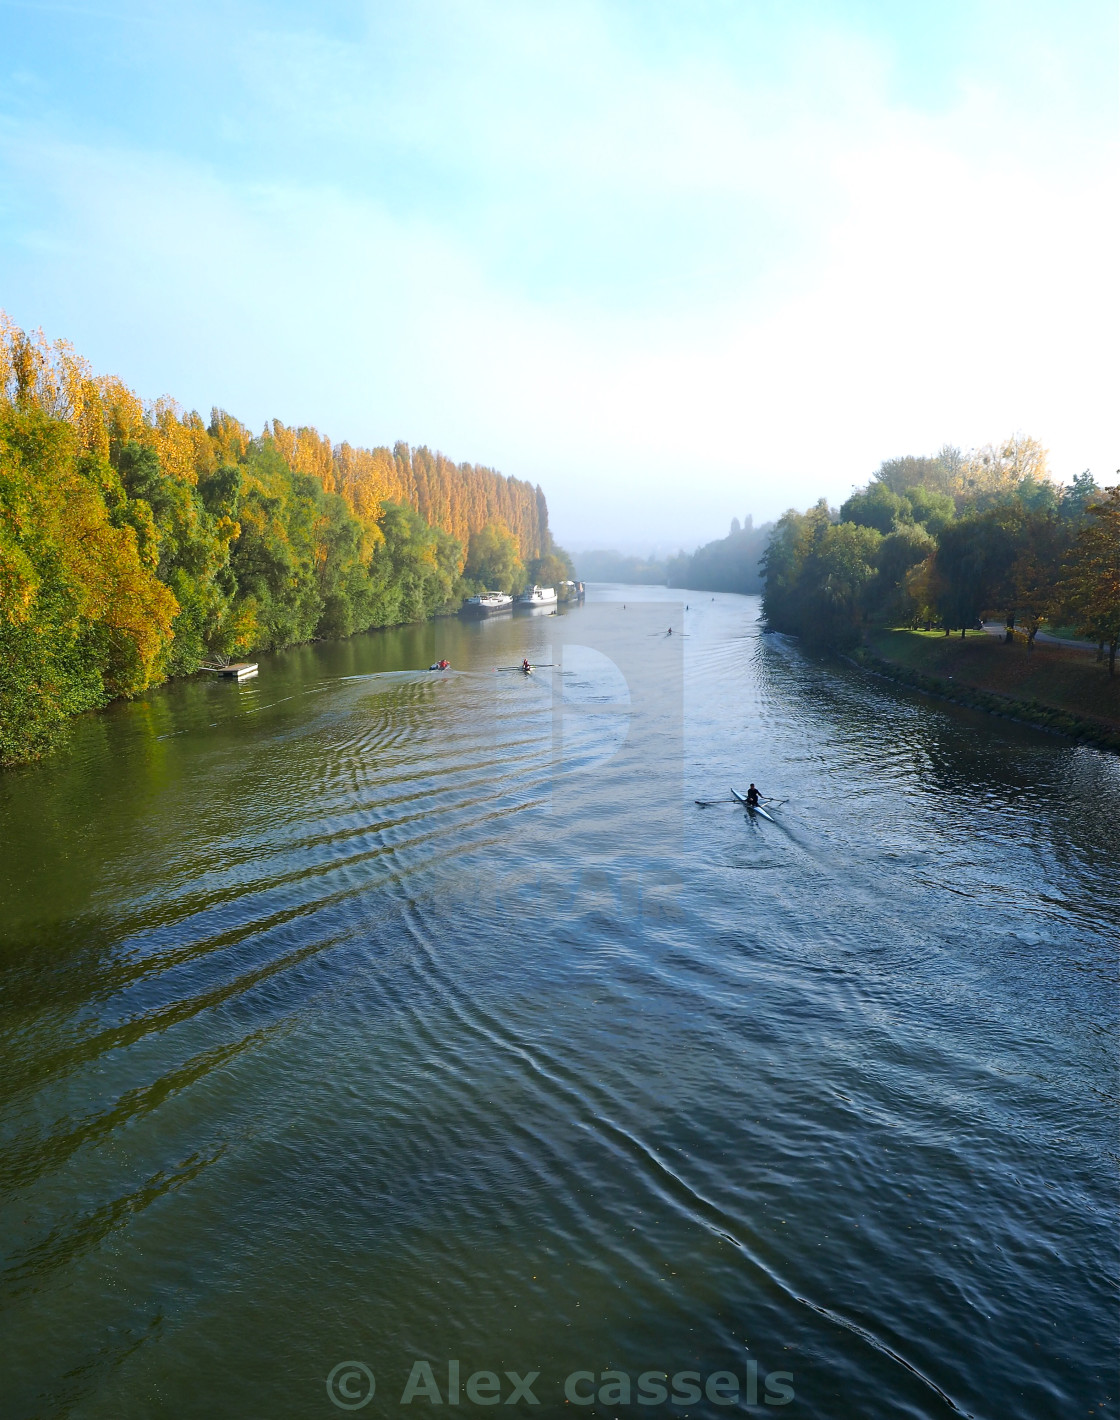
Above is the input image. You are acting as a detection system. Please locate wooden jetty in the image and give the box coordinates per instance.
[216,662,258,680]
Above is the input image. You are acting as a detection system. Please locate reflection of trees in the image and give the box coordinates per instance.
[755,632,1110,813]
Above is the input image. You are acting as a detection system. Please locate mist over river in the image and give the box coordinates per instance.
[1,586,1116,1419]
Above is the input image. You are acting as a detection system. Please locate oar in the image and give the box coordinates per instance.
[696,795,788,809]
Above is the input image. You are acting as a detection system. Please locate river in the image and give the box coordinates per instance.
[0,586,1116,1419]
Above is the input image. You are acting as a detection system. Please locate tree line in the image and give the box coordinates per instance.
[666,515,773,594]
[573,549,673,584]
[0,318,565,765]
[577,516,774,592]
[760,437,1119,672]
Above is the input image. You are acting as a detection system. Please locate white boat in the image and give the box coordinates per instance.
[515,585,557,607]
[731,787,774,821]
[204,661,259,680]
[463,591,514,613]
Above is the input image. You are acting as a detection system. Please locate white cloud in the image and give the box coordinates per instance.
[0,0,1115,549]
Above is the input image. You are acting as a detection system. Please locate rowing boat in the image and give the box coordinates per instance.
[731,787,774,821]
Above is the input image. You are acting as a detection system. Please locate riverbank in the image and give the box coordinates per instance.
[853,628,1120,752]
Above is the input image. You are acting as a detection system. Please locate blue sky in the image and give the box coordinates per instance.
[1,0,1116,549]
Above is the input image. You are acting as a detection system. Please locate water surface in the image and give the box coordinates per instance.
[1,588,1116,1419]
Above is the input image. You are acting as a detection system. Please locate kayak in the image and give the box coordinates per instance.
[731,787,774,821]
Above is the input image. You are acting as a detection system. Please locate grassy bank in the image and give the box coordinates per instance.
[854,628,1120,752]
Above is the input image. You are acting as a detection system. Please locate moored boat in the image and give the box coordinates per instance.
[515,585,557,608]
[463,591,514,613]
[203,661,259,680]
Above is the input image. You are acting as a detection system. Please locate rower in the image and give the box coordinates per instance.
[746,783,761,807]
[522,658,532,672]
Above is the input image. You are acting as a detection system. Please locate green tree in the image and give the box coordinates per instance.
[874,452,955,496]
[840,482,906,534]
[113,440,239,674]
[762,502,880,647]
[228,444,324,650]
[933,508,1021,636]
[368,502,462,626]
[464,521,524,593]
[812,522,883,645]
[903,486,955,535]
[1059,471,1100,523]
[314,490,377,639]
[874,524,937,623]
[761,500,834,636]
[527,551,569,587]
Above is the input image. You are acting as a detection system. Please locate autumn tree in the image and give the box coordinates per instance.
[1055,486,1120,674]
[956,434,1053,508]
[1008,513,1071,645]
[0,313,558,764]
[0,405,177,763]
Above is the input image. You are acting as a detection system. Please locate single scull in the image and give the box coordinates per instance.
[731,787,775,821]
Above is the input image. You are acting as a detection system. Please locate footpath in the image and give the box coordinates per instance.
[979,621,1098,652]
[851,628,1120,753]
